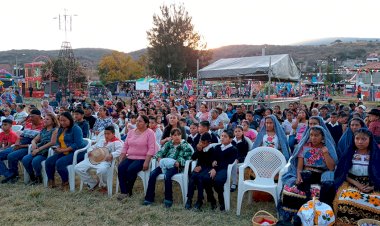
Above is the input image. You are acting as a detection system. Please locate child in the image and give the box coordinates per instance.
[143,128,193,208]
[185,133,214,210]
[125,114,137,133]
[0,119,18,150]
[282,111,294,135]
[75,125,123,191]
[187,122,199,150]
[202,130,237,211]
[179,118,190,135]
[74,108,90,138]
[230,126,249,192]
[149,116,162,147]
[325,112,343,145]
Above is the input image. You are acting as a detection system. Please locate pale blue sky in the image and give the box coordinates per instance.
[1,0,379,52]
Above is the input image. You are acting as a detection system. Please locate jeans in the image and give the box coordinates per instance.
[45,152,85,182]
[118,158,144,195]
[187,169,209,201]
[202,169,227,205]
[22,154,46,177]
[7,147,29,177]
[0,147,13,177]
[144,166,179,202]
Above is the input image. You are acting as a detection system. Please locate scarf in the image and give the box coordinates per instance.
[336,117,367,159]
[252,115,290,160]
[335,128,380,190]
[282,125,337,187]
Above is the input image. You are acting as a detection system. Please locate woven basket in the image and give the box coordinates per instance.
[357,219,380,226]
[252,210,278,226]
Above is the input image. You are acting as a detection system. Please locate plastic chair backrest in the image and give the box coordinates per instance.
[12,125,23,132]
[245,147,286,184]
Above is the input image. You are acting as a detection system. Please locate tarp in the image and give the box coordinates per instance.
[136,77,159,83]
[199,54,300,82]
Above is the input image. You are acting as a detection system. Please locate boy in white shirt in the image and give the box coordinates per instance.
[75,125,123,191]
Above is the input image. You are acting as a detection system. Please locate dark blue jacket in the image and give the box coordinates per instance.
[56,125,85,151]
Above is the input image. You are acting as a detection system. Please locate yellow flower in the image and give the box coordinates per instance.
[314,210,322,225]
[326,210,334,217]
[351,192,361,200]
[368,196,378,205]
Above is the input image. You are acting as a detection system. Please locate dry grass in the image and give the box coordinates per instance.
[0,177,277,226]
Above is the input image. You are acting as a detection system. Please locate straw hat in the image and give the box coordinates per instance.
[88,147,109,165]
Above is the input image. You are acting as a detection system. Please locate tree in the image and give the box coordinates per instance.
[97,51,143,83]
[147,4,212,81]
[41,58,87,90]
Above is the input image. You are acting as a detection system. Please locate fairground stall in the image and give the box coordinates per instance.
[24,62,45,98]
[198,54,301,110]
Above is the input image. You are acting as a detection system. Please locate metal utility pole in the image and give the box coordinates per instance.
[54,9,78,92]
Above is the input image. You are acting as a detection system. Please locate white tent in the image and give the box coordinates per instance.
[199,54,301,82]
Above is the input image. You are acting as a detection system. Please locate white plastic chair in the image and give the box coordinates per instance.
[192,143,236,211]
[40,147,58,187]
[115,159,153,195]
[12,125,23,132]
[236,147,286,215]
[67,138,91,192]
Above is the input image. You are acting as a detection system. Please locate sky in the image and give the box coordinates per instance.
[1,0,379,53]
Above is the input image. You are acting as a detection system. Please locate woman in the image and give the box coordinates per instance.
[45,112,85,190]
[196,104,209,122]
[13,104,28,125]
[241,120,257,141]
[289,109,308,152]
[60,97,70,109]
[160,114,186,146]
[273,105,283,122]
[22,113,59,184]
[209,109,224,133]
[334,129,380,224]
[280,126,337,222]
[337,117,367,159]
[117,115,156,200]
[117,111,127,132]
[92,107,113,135]
[252,115,290,160]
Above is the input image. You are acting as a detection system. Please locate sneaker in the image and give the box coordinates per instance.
[185,200,192,210]
[193,200,203,210]
[164,199,173,208]
[1,175,17,184]
[143,200,153,206]
[230,184,237,192]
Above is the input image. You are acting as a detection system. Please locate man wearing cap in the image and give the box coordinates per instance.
[75,125,123,190]
[216,105,230,125]
[367,109,380,144]
[357,105,366,120]
[319,105,330,122]
[0,109,44,183]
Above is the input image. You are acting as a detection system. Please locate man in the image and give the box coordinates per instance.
[49,97,59,109]
[15,90,23,104]
[55,89,62,104]
[216,105,230,125]
[0,110,44,183]
[75,126,122,191]
[325,112,343,145]
[84,105,97,130]
[245,111,259,130]
[74,108,90,138]
[40,100,55,117]
[230,105,246,126]
[319,105,330,122]
[29,86,33,98]
[326,98,335,114]
[357,105,366,119]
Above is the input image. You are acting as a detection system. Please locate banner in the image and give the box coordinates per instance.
[136,81,149,90]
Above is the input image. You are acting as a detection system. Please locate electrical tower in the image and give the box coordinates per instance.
[54,9,78,91]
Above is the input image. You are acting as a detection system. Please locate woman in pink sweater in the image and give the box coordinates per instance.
[117,115,157,201]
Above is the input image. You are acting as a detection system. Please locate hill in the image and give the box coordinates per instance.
[2,40,380,72]
[293,37,380,46]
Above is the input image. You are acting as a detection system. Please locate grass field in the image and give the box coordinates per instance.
[0,177,277,226]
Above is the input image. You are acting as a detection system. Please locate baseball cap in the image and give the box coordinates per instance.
[358,105,366,110]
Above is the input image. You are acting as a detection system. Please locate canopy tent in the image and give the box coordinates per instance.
[198,54,301,82]
[136,77,159,83]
